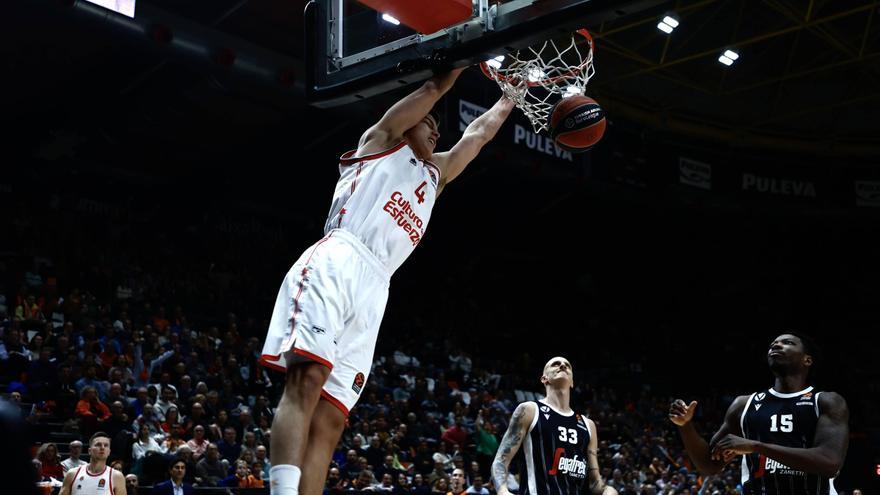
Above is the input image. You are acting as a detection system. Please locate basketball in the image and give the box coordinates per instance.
[549,95,606,152]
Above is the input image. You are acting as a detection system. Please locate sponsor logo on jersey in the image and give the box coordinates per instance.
[796,401,813,406]
[544,414,551,420]
[801,392,813,399]
[759,455,805,477]
[99,478,106,488]
[754,404,762,411]
[540,406,550,413]
[548,448,587,478]
[352,372,365,394]
[756,393,766,401]
[383,191,425,246]
[311,326,326,334]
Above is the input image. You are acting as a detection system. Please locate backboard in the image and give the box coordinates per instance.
[305,0,668,107]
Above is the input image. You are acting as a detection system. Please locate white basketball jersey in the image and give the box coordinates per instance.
[70,465,115,495]
[325,142,440,274]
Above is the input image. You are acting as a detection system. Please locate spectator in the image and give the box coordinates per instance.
[161,423,187,455]
[132,424,163,461]
[394,473,410,495]
[431,478,449,495]
[351,469,378,492]
[154,385,178,422]
[103,400,130,439]
[222,459,264,488]
[448,468,467,495]
[60,440,88,473]
[195,443,227,487]
[152,458,195,495]
[376,473,395,492]
[255,444,271,478]
[441,416,467,451]
[132,402,163,436]
[75,386,111,436]
[376,454,403,483]
[411,473,431,495]
[160,405,181,433]
[427,460,449,487]
[125,473,139,495]
[464,476,489,495]
[35,442,64,480]
[75,364,110,401]
[216,426,241,464]
[326,466,349,494]
[186,424,209,460]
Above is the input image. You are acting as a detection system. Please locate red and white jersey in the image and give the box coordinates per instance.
[70,465,115,495]
[325,142,441,274]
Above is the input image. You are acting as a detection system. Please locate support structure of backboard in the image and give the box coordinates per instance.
[305,0,667,107]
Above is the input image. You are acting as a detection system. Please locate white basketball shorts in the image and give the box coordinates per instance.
[259,229,390,415]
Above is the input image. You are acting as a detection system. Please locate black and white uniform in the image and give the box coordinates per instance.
[740,386,837,494]
[520,400,592,495]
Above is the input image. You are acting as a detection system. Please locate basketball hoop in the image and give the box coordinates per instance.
[480,29,595,134]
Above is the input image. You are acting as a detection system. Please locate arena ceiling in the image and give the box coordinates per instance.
[6,0,880,160]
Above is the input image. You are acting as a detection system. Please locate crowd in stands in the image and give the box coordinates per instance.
[1,197,871,495]
[1,267,745,495]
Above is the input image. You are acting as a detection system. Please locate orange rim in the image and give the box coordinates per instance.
[480,29,594,87]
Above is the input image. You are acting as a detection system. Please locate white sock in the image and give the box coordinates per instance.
[269,464,301,495]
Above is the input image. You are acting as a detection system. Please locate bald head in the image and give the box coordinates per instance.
[541,356,573,388]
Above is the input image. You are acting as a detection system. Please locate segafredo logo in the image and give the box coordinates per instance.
[548,448,586,478]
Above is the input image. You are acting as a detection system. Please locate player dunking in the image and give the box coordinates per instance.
[669,332,849,494]
[492,357,617,495]
[59,432,126,495]
[259,67,516,495]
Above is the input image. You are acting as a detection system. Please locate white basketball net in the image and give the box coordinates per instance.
[481,29,595,134]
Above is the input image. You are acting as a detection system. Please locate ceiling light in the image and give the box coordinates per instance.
[382,13,400,25]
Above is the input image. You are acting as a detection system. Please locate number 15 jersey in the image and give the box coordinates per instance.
[740,386,837,495]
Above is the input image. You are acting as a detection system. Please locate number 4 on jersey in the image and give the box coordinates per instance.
[415,181,427,204]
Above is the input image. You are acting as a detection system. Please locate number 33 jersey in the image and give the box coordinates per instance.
[520,400,592,495]
[326,142,441,274]
[740,386,836,494]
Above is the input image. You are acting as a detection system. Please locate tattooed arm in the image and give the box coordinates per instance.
[492,402,535,495]
[586,418,618,495]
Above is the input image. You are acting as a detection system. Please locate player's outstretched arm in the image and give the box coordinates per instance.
[585,418,617,495]
[669,396,748,475]
[432,96,516,191]
[711,392,849,478]
[492,402,534,495]
[359,68,466,151]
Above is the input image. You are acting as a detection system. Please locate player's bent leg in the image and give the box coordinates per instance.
[298,398,347,495]
[269,361,332,495]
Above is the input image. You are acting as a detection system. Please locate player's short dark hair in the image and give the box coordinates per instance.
[784,330,820,359]
[89,431,111,446]
[783,330,822,376]
[428,108,441,128]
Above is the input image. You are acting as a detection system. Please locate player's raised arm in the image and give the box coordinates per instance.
[492,402,535,495]
[432,96,516,191]
[669,396,748,475]
[359,68,466,151]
